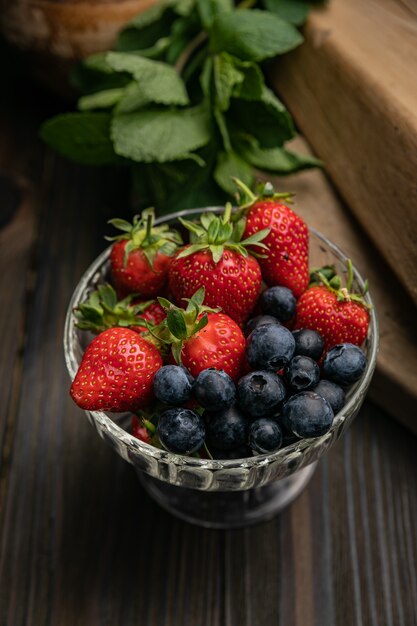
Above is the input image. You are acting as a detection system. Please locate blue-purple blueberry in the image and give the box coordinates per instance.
[292,328,324,361]
[322,343,367,386]
[153,364,193,406]
[284,355,320,392]
[249,418,283,454]
[204,405,248,451]
[244,315,280,336]
[260,286,296,322]
[246,324,295,370]
[192,368,236,411]
[158,408,205,454]
[282,391,334,438]
[312,379,345,414]
[237,371,286,418]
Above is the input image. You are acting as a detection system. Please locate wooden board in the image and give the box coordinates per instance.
[272,137,417,433]
[269,0,417,307]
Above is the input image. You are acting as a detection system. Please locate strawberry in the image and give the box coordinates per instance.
[294,261,370,351]
[108,208,182,298]
[168,205,269,326]
[235,179,309,297]
[131,300,166,330]
[154,288,246,380]
[132,415,152,444]
[73,284,165,334]
[70,327,163,412]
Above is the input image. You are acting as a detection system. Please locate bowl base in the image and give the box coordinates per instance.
[137,462,317,529]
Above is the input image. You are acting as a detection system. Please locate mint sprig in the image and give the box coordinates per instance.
[40,0,323,213]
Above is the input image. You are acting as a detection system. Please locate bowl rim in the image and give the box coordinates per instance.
[64,207,379,470]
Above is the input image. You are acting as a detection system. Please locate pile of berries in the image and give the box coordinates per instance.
[70,181,370,460]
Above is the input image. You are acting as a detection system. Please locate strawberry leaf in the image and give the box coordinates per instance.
[167,309,188,339]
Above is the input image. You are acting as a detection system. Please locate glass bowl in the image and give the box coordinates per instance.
[64,208,378,528]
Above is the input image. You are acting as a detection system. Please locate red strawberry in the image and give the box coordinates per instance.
[108,208,182,298]
[132,415,152,444]
[70,328,163,412]
[156,288,246,380]
[294,262,370,351]
[181,312,245,379]
[74,284,165,335]
[131,299,166,331]
[168,206,269,326]
[235,180,309,297]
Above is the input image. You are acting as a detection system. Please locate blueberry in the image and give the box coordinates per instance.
[284,355,320,392]
[246,324,295,370]
[322,343,367,386]
[282,391,334,438]
[244,315,280,336]
[292,329,324,361]
[249,418,283,454]
[204,405,248,451]
[192,368,236,411]
[260,286,296,322]
[158,408,205,454]
[237,371,286,418]
[153,365,193,406]
[312,380,345,414]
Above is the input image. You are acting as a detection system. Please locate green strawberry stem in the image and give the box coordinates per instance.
[232,178,295,217]
[177,204,270,264]
[106,208,182,268]
[74,283,151,333]
[149,288,217,365]
[312,261,372,310]
[143,418,156,435]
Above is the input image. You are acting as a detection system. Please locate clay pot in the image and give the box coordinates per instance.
[0,0,159,95]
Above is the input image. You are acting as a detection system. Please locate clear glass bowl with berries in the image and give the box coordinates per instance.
[64,184,378,529]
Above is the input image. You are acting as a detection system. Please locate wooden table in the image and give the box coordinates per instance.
[1,68,417,626]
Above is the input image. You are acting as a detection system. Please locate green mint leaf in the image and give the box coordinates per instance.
[214,150,253,195]
[106,52,189,106]
[197,0,233,28]
[78,88,125,111]
[229,86,295,148]
[111,105,211,163]
[234,134,323,172]
[117,3,176,52]
[71,53,131,95]
[214,53,244,112]
[40,113,118,166]
[230,60,264,101]
[115,82,151,114]
[263,0,311,25]
[209,9,303,62]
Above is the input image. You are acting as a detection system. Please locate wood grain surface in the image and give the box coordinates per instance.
[270,0,417,307]
[1,58,417,626]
